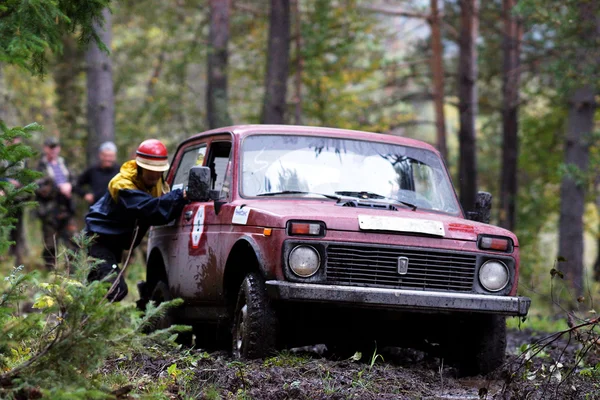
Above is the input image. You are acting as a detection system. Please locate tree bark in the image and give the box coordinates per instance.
[558,0,600,295]
[85,8,115,167]
[0,65,6,122]
[293,0,303,125]
[457,0,479,213]
[55,35,85,165]
[559,87,596,295]
[261,0,291,124]
[206,0,233,129]
[499,0,523,231]
[429,0,447,161]
[594,178,600,281]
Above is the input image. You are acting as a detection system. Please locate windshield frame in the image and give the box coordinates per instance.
[238,132,463,217]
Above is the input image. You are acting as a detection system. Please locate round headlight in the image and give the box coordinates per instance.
[288,245,321,277]
[479,260,509,292]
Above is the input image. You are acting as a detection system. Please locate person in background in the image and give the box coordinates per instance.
[75,141,119,207]
[35,137,76,270]
[85,139,187,301]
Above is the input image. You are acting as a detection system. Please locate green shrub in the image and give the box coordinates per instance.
[0,233,189,399]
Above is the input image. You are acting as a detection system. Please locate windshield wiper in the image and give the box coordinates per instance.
[334,190,417,211]
[257,191,340,200]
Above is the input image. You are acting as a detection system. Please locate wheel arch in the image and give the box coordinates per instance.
[146,247,169,292]
[223,237,264,312]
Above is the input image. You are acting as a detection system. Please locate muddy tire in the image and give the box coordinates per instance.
[455,315,506,376]
[232,273,278,359]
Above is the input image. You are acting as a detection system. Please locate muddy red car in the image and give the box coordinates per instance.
[141,125,530,375]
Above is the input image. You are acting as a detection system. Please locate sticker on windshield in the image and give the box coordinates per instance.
[232,206,251,225]
[358,215,445,237]
[191,206,205,248]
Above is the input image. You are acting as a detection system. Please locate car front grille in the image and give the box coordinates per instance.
[325,244,476,292]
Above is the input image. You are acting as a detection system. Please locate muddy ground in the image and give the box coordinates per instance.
[105,328,600,400]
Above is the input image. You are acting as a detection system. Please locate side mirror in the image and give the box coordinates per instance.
[187,166,212,202]
[466,191,492,224]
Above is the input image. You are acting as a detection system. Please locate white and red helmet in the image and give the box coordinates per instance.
[135,139,169,172]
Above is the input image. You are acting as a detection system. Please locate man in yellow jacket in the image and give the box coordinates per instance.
[85,139,187,301]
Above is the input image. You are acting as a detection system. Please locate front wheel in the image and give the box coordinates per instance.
[231,273,278,359]
[449,314,506,376]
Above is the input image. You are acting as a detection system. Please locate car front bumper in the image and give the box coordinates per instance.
[266,281,530,316]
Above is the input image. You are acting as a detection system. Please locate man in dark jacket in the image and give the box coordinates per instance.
[85,139,187,301]
[35,137,76,270]
[75,141,120,207]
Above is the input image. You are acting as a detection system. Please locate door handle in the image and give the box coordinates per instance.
[184,210,194,220]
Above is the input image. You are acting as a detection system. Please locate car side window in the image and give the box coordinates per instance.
[207,141,232,196]
[172,145,207,188]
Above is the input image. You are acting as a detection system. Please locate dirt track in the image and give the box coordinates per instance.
[105,328,600,399]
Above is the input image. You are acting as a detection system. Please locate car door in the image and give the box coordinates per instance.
[161,142,208,298]
[171,135,233,303]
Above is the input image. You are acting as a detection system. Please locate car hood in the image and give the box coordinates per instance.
[229,198,519,246]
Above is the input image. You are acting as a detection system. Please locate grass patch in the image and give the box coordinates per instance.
[263,350,312,368]
[507,314,569,333]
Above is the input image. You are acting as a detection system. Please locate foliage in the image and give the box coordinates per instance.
[0,234,189,398]
[511,313,600,396]
[0,0,112,75]
[0,122,41,254]
[297,0,394,131]
[106,0,397,161]
[111,0,207,153]
[507,314,569,333]
[515,0,600,96]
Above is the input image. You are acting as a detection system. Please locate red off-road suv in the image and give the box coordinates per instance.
[140,125,530,375]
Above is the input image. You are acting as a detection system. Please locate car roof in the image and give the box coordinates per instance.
[184,124,440,154]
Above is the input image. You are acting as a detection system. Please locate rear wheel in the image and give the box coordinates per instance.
[232,273,278,358]
[146,281,192,345]
[150,281,174,330]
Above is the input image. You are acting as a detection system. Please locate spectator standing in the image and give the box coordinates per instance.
[75,141,119,206]
[35,137,76,270]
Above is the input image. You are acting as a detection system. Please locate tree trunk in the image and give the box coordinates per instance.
[429,0,447,161]
[261,0,291,124]
[0,65,6,122]
[85,8,115,167]
[206,0,233,129]
[594,179,600,281]
[558,87,596,295]
[499,0,523,231]
[54,35,85,165]
[293,0,303,125]
[457,0,479,213]
[558,0,599,295]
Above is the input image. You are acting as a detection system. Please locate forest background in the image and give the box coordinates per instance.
[4,0,597,303]
[1,0,600,396]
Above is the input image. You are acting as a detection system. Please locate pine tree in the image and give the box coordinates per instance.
[0,0,112,75]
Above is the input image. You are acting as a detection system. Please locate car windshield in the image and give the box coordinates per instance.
[241,134,461,215]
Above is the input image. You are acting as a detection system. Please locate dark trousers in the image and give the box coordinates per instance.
[41,217,76,270]
[87,234,129,302]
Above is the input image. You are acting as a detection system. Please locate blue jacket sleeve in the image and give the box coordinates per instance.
[117,188,186,225]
